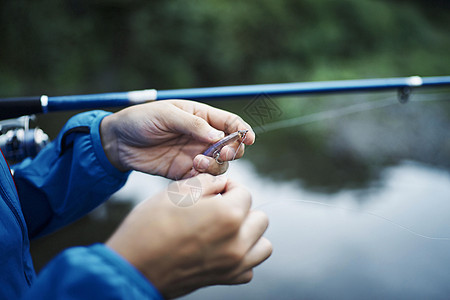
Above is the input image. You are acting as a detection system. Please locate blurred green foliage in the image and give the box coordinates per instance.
[1,0,449,97]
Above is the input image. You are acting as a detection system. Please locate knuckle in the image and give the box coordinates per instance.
[192,116,205,129]
[224,115,243,132]
[155,101,172,113]
[210,204,227,223]
[214,201,244,226]
[224,207,245,230]
[225,246,246,265]
[240,270,254,284]
[215,206,243,232]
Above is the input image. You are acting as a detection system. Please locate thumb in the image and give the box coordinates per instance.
[171,108,225,143]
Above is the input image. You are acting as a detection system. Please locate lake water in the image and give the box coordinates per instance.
[113,159,450,300]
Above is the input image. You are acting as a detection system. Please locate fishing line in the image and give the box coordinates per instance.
[254,97,394,134]
[254,198,450,241]
[253,92,449,134]
[232,132,248,161]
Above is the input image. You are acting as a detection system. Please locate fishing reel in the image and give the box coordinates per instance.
[0,116,49,162]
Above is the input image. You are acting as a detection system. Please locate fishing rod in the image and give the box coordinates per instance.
[1,75,450,120]
[1,75,449,161]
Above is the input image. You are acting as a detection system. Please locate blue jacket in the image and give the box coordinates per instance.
[0,111,163,299]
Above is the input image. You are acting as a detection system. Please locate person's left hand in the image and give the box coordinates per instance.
[100,100,255,179]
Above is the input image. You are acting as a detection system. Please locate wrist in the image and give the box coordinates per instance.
[100,114,128,172]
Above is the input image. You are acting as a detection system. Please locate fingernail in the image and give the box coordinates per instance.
[196,157,210,171]
[208,130,225,141]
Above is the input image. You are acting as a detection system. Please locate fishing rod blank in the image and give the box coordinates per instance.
[1,76,449,119]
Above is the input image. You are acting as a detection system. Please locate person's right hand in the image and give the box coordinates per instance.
[106,174,272,299]
[100,100,255,180]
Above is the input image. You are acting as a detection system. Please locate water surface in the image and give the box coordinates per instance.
[114,160,450,300]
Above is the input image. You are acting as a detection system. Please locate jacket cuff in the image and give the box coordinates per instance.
[56,110,129,180]
[90,112,130,179]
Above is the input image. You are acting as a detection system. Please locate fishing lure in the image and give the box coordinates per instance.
[203,130,248,164]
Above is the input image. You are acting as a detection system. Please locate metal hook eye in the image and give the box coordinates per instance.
[214,152,224,165]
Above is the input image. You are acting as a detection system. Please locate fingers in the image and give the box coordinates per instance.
[239,210,269,250]
[240,236,272,270]
[219,143,245,161]
[169,107,226,144]
[193,154,229,175]
[163,101,254,168]
[169,100,256,145]
[202,107,256,146]
[228,237,273,285]
[172,173,228,197]
[219,211,271,285]
[167,176,272,288]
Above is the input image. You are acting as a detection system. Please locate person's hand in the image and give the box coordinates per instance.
[106,174,272,299]
[100,100,255,179]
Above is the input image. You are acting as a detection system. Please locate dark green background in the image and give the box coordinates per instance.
[1,0,449,97]
[2,0,449,282]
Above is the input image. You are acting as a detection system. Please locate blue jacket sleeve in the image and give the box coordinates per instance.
[13,110,130,238]
[22,244,164,300]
